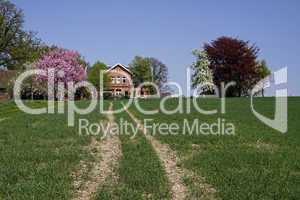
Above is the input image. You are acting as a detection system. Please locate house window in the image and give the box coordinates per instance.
[111,77,116,84]
[122,77,126,83]
[116,76,121,84]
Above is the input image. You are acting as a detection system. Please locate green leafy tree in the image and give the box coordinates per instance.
[88,61,110,91]
[145,57,168,91]
[0,0,41,69]
[256,59,271,97]
[129,56,153,87]
[191,49,214,95]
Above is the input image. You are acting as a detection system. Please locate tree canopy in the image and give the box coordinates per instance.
[129,56,153,87]
[256,60,271,80]
[87,61,110,90]
[35,48,87,93]
[255,59,271,97]
[145,57,168,90]
[129,56,169,95]
[0,0,42,70]
[204,36,260,97]
[191,49,214,95]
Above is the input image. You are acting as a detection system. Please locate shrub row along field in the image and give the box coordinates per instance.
[124,97,300,199]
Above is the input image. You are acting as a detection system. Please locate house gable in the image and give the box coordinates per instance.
[106,63,132,76]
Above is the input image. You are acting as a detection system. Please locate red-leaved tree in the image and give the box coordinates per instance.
[204,37,259,97]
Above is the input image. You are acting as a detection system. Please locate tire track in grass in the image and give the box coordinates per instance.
[124,106,219,200]
[123,106,187,200]
[94,109,171,199]
[0,117,9,123]
[72,102,122,200]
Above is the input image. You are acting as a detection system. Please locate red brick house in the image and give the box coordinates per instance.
[106,63,149,97]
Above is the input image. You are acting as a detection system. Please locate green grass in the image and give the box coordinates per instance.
[0,101,105,199]
[126,97,300,200]
[1,98,299,199]
[95,110,170,200]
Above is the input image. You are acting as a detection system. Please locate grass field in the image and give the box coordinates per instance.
[0,101,103,199]
[0,97,299,199]
[125,97,300,199]
[95,110,170,200]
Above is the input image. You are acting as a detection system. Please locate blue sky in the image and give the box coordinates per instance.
[12,0,300,96]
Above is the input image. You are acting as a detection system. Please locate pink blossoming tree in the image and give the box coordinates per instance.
[35,48,87,99]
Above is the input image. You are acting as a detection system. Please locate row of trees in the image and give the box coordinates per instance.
[191,37,271,97]
[2,1,271,98]
[89,36,271,98]
[0,0,169,98]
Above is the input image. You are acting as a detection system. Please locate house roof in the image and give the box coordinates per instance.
[0,70,18,89]
[106,63,132,75]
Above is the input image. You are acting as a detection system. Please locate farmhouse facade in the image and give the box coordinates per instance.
[106,63,149,97]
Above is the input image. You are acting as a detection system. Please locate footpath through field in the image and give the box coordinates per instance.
[123,105,188,200]
[123,104,219,200]
[72,102,122,200]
